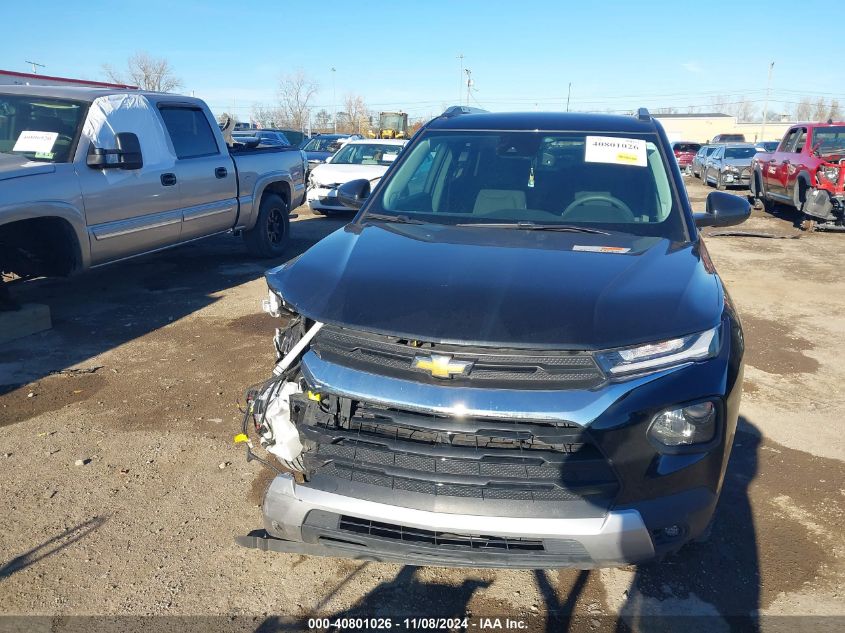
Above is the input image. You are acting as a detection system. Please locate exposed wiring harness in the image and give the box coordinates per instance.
[236,320,323,474]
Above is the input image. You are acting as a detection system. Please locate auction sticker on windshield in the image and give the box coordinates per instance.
[585,136,647,167]
[13,131,59,153]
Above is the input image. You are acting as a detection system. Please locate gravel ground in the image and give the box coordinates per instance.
[1,177,843,632]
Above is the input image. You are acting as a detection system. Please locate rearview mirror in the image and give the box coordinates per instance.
[86,132,143,170]
[337,178,371,210]
[694,191,751,228]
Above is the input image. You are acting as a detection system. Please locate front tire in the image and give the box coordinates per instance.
[716,171,726,190]
[244,193,290,258]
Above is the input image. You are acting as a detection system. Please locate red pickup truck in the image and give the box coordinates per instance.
[750,122,845,229]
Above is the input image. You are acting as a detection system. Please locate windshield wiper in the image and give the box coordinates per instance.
[454,221,611,235]
[362,213,425,225]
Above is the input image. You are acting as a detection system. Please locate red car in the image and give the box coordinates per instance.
[671,141,702,169]
[751,122,845,229]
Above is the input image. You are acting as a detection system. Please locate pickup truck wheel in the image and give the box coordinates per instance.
[244,193,290,258]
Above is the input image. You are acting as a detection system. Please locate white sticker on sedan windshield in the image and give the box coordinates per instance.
[13,131,59,153]
[585,136,647,167]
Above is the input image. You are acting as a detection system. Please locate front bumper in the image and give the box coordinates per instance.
[306,186,346,211]
[721,170,751,187]
[244,316,743,568]
[245,473,658,568]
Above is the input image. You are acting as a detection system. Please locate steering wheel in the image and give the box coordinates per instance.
[561,194,634,221]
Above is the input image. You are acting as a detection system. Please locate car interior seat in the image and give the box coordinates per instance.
[473,189,527,214]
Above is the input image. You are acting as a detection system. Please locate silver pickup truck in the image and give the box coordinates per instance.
[0,85,306,298]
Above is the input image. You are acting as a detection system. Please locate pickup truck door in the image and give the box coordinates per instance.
[782,127,807,201]
[157,104,238,241]
[77,98,184,266]
[766,127,800,197]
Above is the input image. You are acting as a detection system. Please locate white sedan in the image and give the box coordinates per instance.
[307,139,407,214]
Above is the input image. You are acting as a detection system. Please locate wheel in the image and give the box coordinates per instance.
[703,168,711,187]
[243,193,290,258]
[716,171,726,190]
[793,179,807,215]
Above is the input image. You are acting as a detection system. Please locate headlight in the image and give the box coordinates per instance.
[648,400,718,450]
[262,288,296,318]
[725,166,739,173]
[596,326,721,377]
[820,165,840,182]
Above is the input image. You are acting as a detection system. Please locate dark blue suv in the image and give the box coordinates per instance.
[240,107,751,568]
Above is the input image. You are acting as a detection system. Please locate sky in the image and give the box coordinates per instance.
[3,0,843,122]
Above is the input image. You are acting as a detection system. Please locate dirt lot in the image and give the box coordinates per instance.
[1,176,844,632]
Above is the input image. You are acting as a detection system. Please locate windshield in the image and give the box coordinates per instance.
[674,143,701,153]
[365,131,686,240]
[380,113,405,130]
[724,147,756,159]
[332,143,402,165]
[0,94,86,163]
[304,136,345,152]
[812,126,845,156]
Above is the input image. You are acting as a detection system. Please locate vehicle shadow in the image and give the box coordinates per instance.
[0,212,346,393]
[0,515,106,580]
[614,416,761,633]
[253,565,491,632]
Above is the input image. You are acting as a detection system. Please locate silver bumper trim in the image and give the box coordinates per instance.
[262,474,656,566]
[301,350,673,424]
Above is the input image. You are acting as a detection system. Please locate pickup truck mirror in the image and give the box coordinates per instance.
[337,178,371,210]
[86,132,143,170]
[694,191,751,228]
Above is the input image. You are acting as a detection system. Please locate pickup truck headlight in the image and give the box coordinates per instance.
[648,400,718,450]
[596,326,721,377]
[820,165,840,183]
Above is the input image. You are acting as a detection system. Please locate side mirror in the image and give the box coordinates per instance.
[337,178,371,210]
[86,132,143,170]
[694,191,751,228]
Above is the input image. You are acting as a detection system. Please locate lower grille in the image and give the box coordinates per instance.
[338,516,544,551]
[296,397,619,516]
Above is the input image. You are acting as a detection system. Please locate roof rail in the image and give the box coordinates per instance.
[441,105,488,118]
[636,107,651,121]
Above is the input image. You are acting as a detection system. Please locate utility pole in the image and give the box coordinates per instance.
[566,82,572,112]
[25,60,45,74]
[465,69,473,106]
[456,54,464,105]
[331,67,337,134]
[760,61,774,141]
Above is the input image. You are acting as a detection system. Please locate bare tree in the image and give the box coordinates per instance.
[829,99,843,121]
[313,109,332,132]
[278,71,318,132]
[342,94,370,134]
[102,51,182,92]
[812,98,829,121]
[793,98,814,121]
[733,98,757,122]
[251,104,284,129]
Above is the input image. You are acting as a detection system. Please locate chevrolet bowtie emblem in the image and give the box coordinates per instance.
[411,353,473,379]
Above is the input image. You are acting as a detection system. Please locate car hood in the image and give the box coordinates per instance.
[267,223,721,349]
[310,163,388,187]
[0,153,56,182]
[723,158,752,167]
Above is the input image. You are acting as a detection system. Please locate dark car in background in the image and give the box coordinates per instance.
[754,141,779,153]
[240,106,752,569]
[711,133,745,143]
[703,143,757,190]
[671,141,702,170]
[232,130,291,147]
[691,144,718,178]
[302,134,361,173]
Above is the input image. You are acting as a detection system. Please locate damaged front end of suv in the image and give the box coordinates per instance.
[236,108,749,569]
